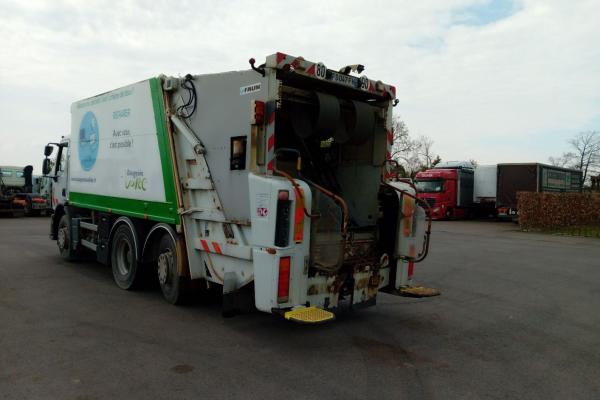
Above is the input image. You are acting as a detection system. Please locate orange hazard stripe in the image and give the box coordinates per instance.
[212,242,222,255]
[267,134,275,151]
[200,239,210,252]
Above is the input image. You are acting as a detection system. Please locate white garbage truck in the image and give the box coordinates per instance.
[43,52,436,323]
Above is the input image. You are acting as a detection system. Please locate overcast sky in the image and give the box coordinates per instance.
[1,0,598,173]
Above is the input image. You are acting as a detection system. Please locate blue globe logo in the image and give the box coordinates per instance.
[79,111,99,171]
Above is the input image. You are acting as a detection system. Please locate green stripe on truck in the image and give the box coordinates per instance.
[69,191,177,223]
[149,77,180,225]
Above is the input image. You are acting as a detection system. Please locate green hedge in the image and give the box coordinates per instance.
[517,192,600,229]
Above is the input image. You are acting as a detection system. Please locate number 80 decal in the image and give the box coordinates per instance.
[315,62,327,79]
[360,76,370,91]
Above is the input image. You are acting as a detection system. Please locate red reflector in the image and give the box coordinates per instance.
[278,190,289,200]
[293,187,304,243]
[277,256,291,303]
[251,100,265,125]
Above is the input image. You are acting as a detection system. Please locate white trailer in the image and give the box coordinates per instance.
[43,53,436,323]
[473,165,497,204]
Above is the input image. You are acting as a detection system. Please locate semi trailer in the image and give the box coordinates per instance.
[495,163,582,219]
[43,52,436,323]
[415,162,582,220]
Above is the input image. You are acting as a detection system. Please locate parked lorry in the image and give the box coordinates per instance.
[414,161,474,219]
[415,162,582,220]
[495,163,582,219]
[43,52,436,323]
[0,165,47,216]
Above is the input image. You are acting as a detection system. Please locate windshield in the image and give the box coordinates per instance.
[415,179,444,193]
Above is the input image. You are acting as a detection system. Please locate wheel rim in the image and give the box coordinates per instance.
[116,238,133,276]
[157,249,173,286]
[57,226,68,250]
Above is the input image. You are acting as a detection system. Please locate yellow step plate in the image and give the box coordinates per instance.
[284,307,335,324]
[399,286,441,298]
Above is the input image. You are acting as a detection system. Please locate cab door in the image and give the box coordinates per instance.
[52,139,70,207]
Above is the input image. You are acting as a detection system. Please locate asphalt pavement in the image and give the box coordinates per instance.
[1,217,599,400]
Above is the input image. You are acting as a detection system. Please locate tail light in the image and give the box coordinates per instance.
[293,187,305,243]
[274,190,291,247]
[277,256,291,303]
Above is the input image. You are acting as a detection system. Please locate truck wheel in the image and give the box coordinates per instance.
[57,214,79,260]
[111,224,141,290]
[157,233,190,305]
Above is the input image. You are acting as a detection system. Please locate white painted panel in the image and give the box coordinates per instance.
[69,80,166,202]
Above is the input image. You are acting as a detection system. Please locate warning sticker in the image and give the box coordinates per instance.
[256,192,270,218]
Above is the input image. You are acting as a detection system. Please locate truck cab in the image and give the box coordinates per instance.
[415,162,474,219]
[43,137,69,233]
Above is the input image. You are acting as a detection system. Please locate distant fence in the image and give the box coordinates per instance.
[517,192,600,229]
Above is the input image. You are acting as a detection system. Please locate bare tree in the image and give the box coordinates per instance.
[416,135,435,169]
[391,117,440,177]
[569,131,599,185]
[548,152,575,168]
[549,131,599,186]
[390,118,413,160]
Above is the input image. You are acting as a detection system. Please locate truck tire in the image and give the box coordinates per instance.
[111,224,141,290]
[156,233,190,305]
[57,214,79,261]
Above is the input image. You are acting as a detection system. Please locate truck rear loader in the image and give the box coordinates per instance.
[43,53,436,323]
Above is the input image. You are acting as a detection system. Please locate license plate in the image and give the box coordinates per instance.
[326,70,360,89]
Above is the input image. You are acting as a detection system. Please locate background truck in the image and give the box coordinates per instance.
[43,52,436,324]
[416,162,582,221]
[495,163,582,220]
[33,175,53,214]
[0,165,47,216]
[414,161,474,219]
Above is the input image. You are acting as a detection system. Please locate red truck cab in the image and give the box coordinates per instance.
[415,163,474,219]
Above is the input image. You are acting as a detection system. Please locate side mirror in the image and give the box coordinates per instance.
[42,158,52,176]
[44,145,54,157]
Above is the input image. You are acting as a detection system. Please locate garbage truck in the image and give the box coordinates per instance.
[0,165,47,216]
[43,52,436,323]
